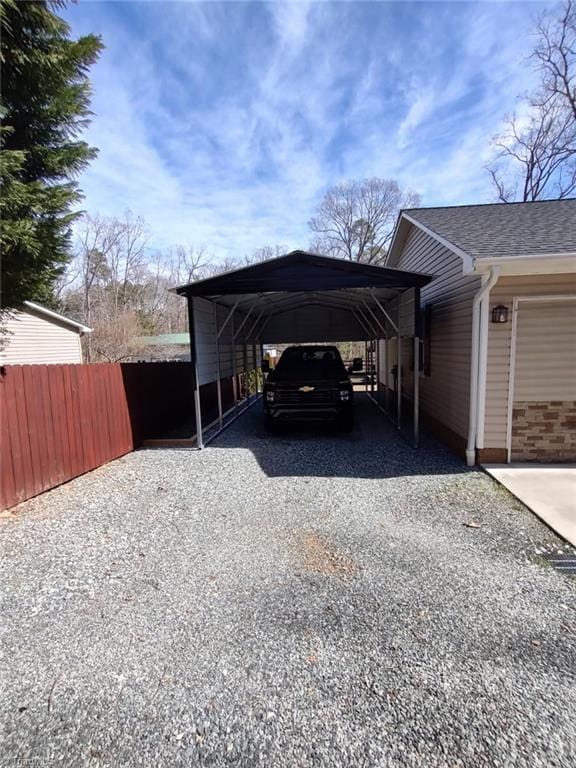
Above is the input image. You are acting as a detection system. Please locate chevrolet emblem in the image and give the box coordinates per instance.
[299,385,315,393]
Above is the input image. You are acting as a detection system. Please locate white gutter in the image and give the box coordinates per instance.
[466,265,500,467]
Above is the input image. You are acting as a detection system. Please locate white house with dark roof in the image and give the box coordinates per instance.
[0,302,92,365]
[384,199,576,465]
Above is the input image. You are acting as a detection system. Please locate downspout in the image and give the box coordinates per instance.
[466,265,500,467]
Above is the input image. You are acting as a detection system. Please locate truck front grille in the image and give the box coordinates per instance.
[276,388,335,404]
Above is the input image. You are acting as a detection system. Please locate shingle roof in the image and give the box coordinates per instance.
[404,199,576,260]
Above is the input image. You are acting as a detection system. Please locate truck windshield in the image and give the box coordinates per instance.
[274,347,347,378]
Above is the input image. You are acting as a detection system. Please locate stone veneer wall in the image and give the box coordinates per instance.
[512,401,576,461]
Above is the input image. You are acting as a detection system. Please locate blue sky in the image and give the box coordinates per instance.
[64,0,550,258]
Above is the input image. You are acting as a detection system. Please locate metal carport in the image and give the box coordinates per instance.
[174,251,433,448]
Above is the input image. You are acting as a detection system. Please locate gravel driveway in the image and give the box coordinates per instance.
[1,396,575,767]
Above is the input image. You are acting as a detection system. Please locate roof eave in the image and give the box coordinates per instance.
[386,212,476,273]
[23,301,93,334]
[472,252,576,276]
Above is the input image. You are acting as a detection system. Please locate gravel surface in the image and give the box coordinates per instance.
[1,396,575,767]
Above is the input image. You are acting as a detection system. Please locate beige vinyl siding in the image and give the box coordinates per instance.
[483,274,576,448]
[0,310,83,365]
[384,226,480,439]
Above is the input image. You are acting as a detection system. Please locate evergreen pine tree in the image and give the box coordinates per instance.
[0,0,103,307]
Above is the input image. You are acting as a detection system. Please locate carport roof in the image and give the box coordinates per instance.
[174,250,432,306]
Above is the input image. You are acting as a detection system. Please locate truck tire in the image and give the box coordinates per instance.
[265,415,279,434]
[339,411,354,433]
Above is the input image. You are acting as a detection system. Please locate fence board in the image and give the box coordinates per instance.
[48,366,68,485]
[62,366,79,480]
[1,361,234,511]
[38,365,57,491]
[70,365,86,474]
[78,365,96,471]
[88,365,104,470]
[115,366,132,456]
[0,363,138,510]
[13,366,37,502]
[91,366,104,467]
[102,367,114,460]
[5,369,26,505]
[22,366,49,496]
[34,366,52,492]
[56,365,72,486]
[0,374,15,510]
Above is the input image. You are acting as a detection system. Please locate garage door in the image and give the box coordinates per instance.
[511,298,576,462]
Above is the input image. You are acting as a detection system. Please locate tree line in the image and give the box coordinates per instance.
[54,177,423,362]
[57,213,288,361]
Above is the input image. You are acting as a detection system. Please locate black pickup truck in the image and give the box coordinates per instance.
[263,345,354,431]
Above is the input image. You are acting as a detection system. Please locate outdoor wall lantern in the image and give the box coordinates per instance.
[491,304,509,324]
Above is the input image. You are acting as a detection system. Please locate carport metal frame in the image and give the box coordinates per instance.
[175,251,433,450]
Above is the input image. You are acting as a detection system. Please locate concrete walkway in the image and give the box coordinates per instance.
[483,464,576,546]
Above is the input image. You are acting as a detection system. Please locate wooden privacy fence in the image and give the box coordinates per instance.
[0,361,249,511]
[1,364,134,511]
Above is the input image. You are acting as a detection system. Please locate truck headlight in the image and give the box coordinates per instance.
[339,390,350,401]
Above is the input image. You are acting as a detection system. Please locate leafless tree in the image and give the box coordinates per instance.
[201,245,287,277]
[147,243,286,338]
[488,101,576,201]
[308,178,420,264]
[170,245,213,285]
[61,212,151,361]
[533,0,576,120]
[90,310,148,363]
[106,210,149,317]
[488,0,575,201]
[202,255,240,277]
[69,214,123,360]
[154,245,215,333]
[242,245,287,265]
[58,214,291,361]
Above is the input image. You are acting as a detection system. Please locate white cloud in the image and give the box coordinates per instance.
[268,1,312,53]
[65,0,549,260]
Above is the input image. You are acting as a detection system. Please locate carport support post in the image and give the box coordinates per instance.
[397,335,402,430]
[243,342,249,400]
[188,296,204,449]
[252,343,257,394]
[375,336,380,405]
[384,327,389,413]
[413,336,420,448]
[231,314,238,412]
[370,340,375,395]
[364,341,368,392]
[213,303,223,429]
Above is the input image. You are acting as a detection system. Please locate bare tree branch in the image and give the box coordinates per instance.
[308,178,420,263]
[532,0,576,120]
[487,0,576,201]
[57,214,289,362]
